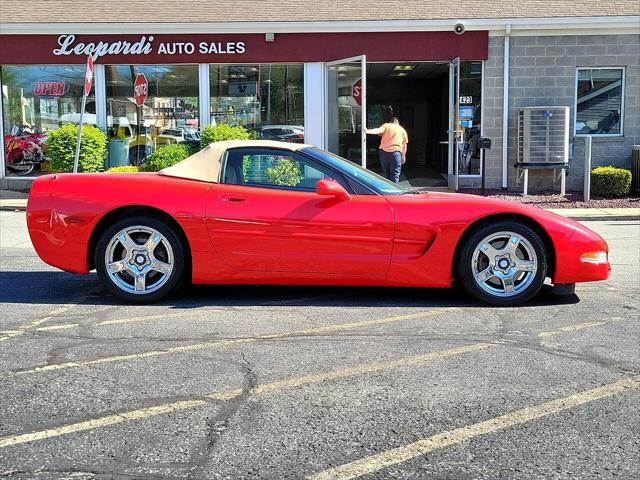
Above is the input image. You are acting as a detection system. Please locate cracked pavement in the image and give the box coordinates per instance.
[0,211,638,479]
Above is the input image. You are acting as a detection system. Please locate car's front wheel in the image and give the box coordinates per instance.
[458,221,547,306]
[95,216,185,303]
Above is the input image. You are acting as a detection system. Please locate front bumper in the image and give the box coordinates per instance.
[553,223,611,284]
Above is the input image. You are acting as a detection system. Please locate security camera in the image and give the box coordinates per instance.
[454,23,466,35]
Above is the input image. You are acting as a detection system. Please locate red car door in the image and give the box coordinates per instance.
[205,148,395,277]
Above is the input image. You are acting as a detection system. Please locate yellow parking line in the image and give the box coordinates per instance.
[538,318,622,337]
[0,303,78,342]
[308,376,640,480]
[3,308,458,377]
[33,309,228,333]
[0,342,488,449]
[30,293,351,333]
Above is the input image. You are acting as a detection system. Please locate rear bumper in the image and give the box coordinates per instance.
[27,175,91,274]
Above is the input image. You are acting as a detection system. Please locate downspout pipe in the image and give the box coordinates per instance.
[502,24,511,189]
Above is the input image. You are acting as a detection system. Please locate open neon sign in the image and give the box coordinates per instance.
[33,81,67,96]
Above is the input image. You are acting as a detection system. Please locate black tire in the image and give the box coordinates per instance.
[95,215,186,303]
[457,221,548,306]
[7,160,35,176]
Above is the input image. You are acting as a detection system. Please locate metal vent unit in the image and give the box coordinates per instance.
[518,106,570,165]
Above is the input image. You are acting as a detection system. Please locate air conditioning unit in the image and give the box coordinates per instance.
[518,106,570,165]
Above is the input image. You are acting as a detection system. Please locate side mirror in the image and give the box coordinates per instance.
[316,179,351,201]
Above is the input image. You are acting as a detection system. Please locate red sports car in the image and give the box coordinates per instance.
[26,140,610,305]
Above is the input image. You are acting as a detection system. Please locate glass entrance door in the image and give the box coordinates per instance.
[326,55,367,167]
[448,57,461,191]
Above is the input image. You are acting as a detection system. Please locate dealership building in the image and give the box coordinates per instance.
[1,1,638,192]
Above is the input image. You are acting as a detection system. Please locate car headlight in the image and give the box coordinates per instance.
[580,251,608,264]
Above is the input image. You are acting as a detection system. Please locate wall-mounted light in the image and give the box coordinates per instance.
[265,33,275,42]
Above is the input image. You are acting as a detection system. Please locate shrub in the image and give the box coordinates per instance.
[591,166,632,198]
[201,124,251,148]
[47,124,108,173]
[143,144,191,172]
[265,159,301,186]
[107,165,141,173]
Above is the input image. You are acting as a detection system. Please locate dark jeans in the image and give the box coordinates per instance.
[379,150,402,183]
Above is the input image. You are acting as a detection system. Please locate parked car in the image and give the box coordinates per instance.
[253,125,304,143]
[156,128,201,149]
[27,140,610,305]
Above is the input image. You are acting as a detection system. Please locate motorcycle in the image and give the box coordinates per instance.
[4,132,48,175]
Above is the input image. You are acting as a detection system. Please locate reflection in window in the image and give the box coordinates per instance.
[576,68,624,136]
[326,62,362,162]
[210,64,304,143]
[1,65,94,175]
[105,64,199,166]
[223,149,331,190]
[458,61,482,176]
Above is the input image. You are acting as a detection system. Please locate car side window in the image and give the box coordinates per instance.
[222,148,349,192]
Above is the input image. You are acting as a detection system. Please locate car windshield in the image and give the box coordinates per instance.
[301,147,410,195]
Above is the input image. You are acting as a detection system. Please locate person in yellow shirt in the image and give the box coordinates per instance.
[365,117,408,183]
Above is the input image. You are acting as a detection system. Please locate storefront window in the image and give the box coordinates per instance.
[1,65,94,176]
[209,64,304,142]
[576,68,624,136]
[105,65,199,167]
[458,61,483,176]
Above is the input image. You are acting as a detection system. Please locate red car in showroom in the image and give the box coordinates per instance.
[26,140,610,305]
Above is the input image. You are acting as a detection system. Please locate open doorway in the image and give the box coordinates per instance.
[365,62,450,188]
[326,60,483,190]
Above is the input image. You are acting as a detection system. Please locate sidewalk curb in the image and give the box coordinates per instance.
[559,215,639,222]
[0,206,27,212]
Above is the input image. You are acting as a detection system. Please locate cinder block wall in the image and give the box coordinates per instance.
[476,36,506,190]
[478,33,640,192]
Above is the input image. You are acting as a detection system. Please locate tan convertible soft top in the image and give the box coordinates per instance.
[158,140,311,183]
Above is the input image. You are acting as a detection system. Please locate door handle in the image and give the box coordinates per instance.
[221,195,246,203]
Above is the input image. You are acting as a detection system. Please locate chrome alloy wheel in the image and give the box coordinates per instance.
[471,231,538,298]
[104,225,174,295]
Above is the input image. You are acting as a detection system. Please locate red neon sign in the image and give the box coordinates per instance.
[33,81,67,97]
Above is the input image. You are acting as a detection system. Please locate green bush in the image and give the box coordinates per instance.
[266,159,302,186]
[143,144,191,172]
[106,165,141,173]
[201,124,252,148]
[591,166,632,198]
[47,124,108,173]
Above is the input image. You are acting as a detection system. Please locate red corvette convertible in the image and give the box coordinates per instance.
[27,140,610,305]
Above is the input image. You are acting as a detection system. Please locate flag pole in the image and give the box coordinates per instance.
[74,55,93,174]
[73,93,87,174]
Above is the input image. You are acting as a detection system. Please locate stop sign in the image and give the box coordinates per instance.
[352,78,362,106]
[133,73,148,106]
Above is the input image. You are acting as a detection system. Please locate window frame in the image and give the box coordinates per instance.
[574,66,625,138]
[220,147,354,193]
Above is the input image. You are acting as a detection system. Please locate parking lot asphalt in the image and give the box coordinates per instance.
[0,210,638,479]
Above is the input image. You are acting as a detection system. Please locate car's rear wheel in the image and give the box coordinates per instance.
[95,216,185,303]
[458,221,547,306]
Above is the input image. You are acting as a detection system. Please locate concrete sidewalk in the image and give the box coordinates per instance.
[1,189,638,221]
[547,208,640,221]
